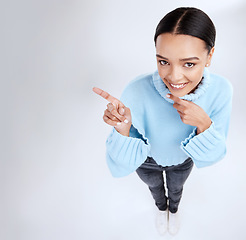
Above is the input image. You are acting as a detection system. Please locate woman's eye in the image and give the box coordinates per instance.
[184,62,195,68]
[159,60,168,66]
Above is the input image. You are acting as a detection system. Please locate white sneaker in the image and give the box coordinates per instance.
[155,210,168,235]
[168,211,180,235]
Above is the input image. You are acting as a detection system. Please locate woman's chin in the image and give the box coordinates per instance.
[168,89,187,98]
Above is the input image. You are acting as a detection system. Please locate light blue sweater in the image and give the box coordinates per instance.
[106,68,233,177]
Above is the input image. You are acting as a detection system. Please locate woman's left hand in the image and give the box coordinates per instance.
[167,94,212,134]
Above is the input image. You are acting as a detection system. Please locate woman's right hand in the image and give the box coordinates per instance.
[93,87,132,137]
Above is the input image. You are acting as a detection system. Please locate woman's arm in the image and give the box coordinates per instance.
[174,88,233,167]
[106,126,151,177]
[93,87,151,177]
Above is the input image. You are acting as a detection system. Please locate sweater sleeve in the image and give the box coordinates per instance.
[180,83,233,168]
[106,126,151,177]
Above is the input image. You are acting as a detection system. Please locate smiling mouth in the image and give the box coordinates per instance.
[169,82,188,90]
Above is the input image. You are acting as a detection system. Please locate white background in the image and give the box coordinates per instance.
[1,0,246,239]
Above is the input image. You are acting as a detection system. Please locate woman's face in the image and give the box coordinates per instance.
[155,33,214,97]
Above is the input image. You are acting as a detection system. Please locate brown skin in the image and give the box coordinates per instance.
[93,33,215,136]
[92,87,132,136]
[156,33,214,97]
[156,33,215,134]
[166,93,212,134]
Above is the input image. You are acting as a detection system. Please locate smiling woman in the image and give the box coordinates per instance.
[93,7,233,236]
[156,34,214,97]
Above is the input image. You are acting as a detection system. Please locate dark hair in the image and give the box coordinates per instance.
[154,7,216,53]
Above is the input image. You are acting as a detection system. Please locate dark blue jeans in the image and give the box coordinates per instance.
[136,157,194,213]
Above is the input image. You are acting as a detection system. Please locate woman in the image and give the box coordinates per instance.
[93,7,232,236]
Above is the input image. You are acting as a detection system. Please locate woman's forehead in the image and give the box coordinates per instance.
[155,33,208,58]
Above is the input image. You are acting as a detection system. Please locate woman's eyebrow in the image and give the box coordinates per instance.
[180,57,200,61]
[156,54,168,60]
[156,54,200,61]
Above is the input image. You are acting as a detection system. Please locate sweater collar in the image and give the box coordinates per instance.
[152,68,210,103]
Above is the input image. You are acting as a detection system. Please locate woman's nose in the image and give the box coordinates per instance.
[168,66,183,83]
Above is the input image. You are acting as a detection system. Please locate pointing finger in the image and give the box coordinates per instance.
[173,102,185,113]
[166,93,184,105]
[93,87,123,107]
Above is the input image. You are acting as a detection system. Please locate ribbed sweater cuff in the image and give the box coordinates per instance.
[180,122,223,161]
[106,128,151,166]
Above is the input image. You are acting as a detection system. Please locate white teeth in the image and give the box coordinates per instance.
[170,83,187,89]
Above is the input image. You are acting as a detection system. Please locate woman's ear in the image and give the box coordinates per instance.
[206,47,215,67]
